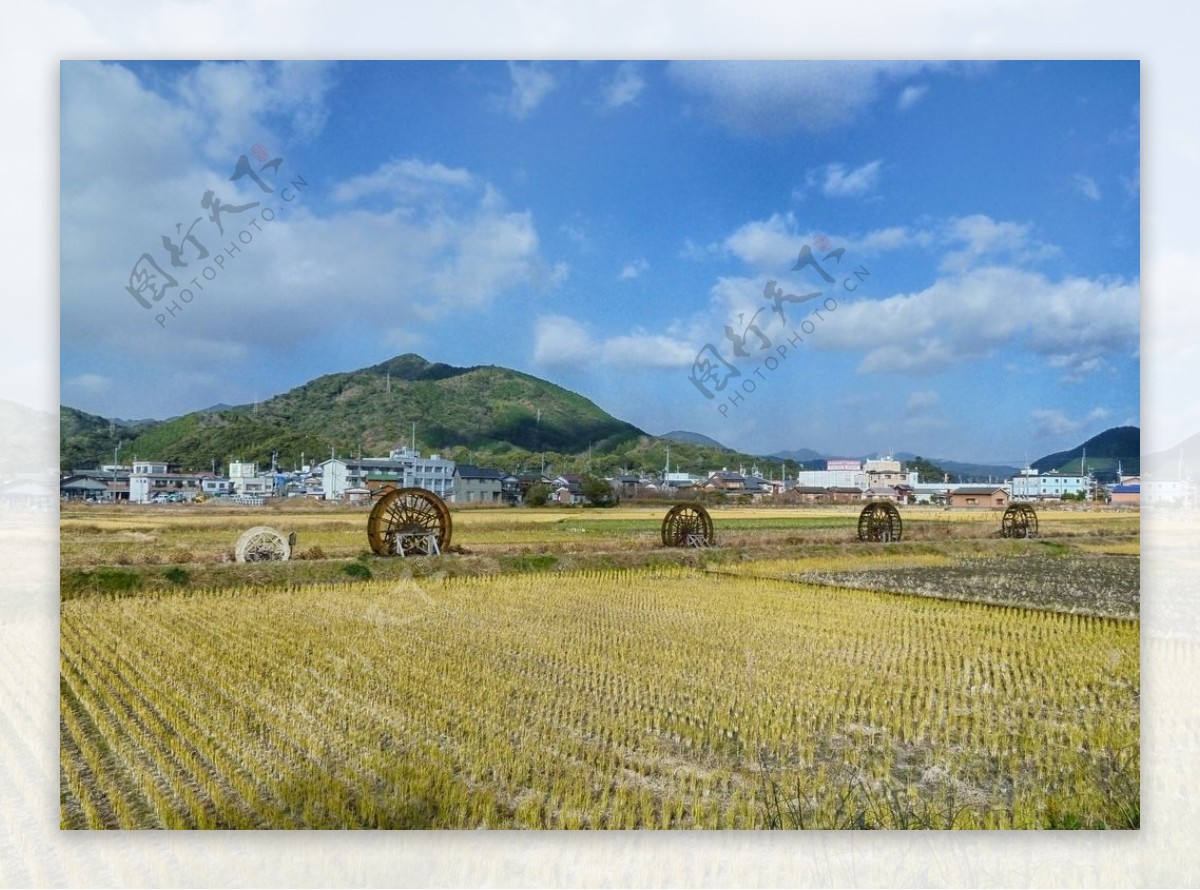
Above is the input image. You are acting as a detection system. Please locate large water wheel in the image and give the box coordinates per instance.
[857,502,902,542]
[234,526,292,562]
[661,503,715,547]
[1001,502,1038,539]
[367,487,452,556]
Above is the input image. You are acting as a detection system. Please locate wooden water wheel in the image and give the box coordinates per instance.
[234,526,291,562]
[1001,502,1038,539]
[857,502,902,542]
[367,487,452,556]
[661,503,715,547]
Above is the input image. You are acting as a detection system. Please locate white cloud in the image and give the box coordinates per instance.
[61,62,201,190]
[854,225,941,255]
[61,64,560,398]
[560,220,591,249]
[818,160,883,198]
[532,316,696,371]
[174,60,337,161]
[816,266,1139,379]
[897,84,928,111]
[602,62,645,109]
[332,158,474,203]
[723,213,806,269]
[533,315,595,368]
[1074,173,1102,201]
[679,238,721,261]
[939,214,1057,273]
[1031,408,1079,438]
[602,332,695,368]
[905,390,940,415]
[708,275,769,326]
[667,60,953,135]
[66,373,111,394]
[720,212,1053,273]
[618,259,649,280]
[503,61,556,119]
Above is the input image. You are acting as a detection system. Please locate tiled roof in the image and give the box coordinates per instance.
[455,465,503,480]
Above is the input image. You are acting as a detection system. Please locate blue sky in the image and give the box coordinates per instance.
[60,60,1140,463]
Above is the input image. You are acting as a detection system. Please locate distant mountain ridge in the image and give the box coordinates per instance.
[1031,426,1140,478]
[57,355,1141,485]
[61,354,647,472]
[770,448,825,465]
[660,430,732,451]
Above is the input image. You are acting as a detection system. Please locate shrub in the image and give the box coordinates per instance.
[581,475,619,508]
[163,567,190,586]
[91,568,141,595]
[342,562,372,580]
[512,554,558,572]
[524,482,554,507]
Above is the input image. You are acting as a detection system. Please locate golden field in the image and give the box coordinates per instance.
[59,501,1140,829]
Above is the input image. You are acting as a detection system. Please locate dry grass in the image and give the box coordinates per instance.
[60,566,1138,829]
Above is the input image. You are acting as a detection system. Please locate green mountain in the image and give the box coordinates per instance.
[62,354,647,472]
[1031,426,1140,478]
[59,406,158,471]
[660,430,732,451]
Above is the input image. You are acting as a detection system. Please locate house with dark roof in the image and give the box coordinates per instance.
[452,465,504,504]
[60,475,110,501]
[551,475,584,505]
[704,470,745,492]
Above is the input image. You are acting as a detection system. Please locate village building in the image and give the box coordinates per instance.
[321,446,454,501]
[949,486,1010,509]
[1110,483,1140,506]
[452,465,504,504]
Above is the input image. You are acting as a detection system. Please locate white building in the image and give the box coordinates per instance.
[201,477,233,496]
[228,461,274,498]
[790,460,919,492]
[1009,468,1090,501]
[129,460,203,503]
[791,468,865,489]
[321,446,455,500]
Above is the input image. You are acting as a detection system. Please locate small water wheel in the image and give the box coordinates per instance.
[1001,502,1038,538]
[367,487,453,556]
[857,502,902,542]
[234,526,292,562]
[661,503,715,547]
